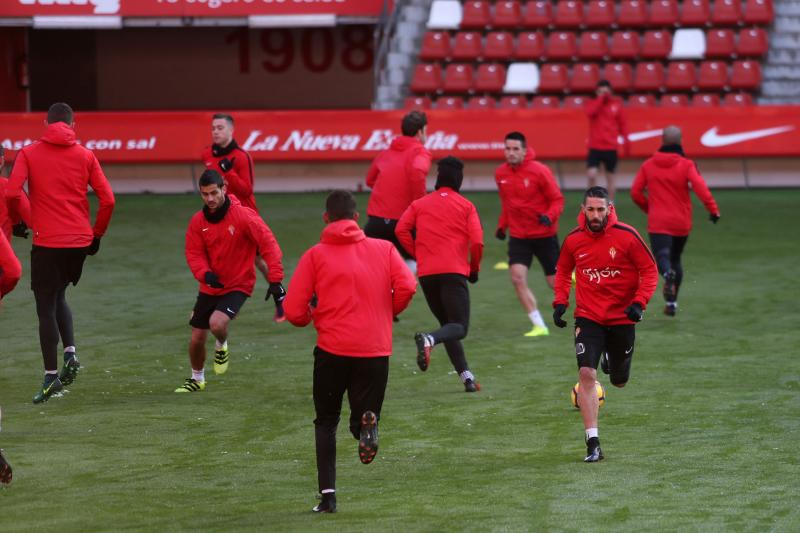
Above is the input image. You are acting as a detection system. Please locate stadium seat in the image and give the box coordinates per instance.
[452,32,483,60]
[730,60,761,89]
[467,95,497,109]
[404,96,432,109]
[736,27,769,57]
[570,63,601,92]
[641,30,673,59]
[680,0,711,27]
[531,95,561,108]
[634,61,665,91]
[743,0,773,24]
[705,29,736,57]
[660,93,689,106]
[692,93,721,106]
[484,31,515,60]
[538,63,570,92]
[723,92,753,105]
[499,95,528,108]
[460,0,491,29]
[475,63,507,92]
[554,0,584,28]
[604,62,634,92]
[420,32,452,61]
[609,31,641,59]
[627,94,657,107]
[697,60,729,90]
[515,31,546,59]
[547,31,578,60]
[523,0,553,28]
[563,95,589,108]
[435,96,465,109]
[411,63,443,93]
[443,63,474,92]
[618,0,648,28]
[670,28,706,59]
[493,0,523,28]
[649,0,680,27]
[427,0,463,30]
[578,31,609,60]
[585,0,615,28]
[503,62,540,92]
[711,0,742,26]
[666,61,697,91]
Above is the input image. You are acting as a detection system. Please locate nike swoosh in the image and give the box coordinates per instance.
[202,228,209,232]
[226,308,234,313]
[700,126,795,147]
[626,129,664,143]
[625,347,633,354]
[579,253,589,258]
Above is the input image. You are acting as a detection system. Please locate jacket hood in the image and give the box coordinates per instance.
[650,151,684,168]
[41,122,77,147]
[577,203,619,236]
[390,135,422,152]
[321,219,366,245]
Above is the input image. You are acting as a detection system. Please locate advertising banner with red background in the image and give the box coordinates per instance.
[1,107,798,163]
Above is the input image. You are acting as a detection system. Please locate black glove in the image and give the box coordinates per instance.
[267,282,286,303]
[86,237,101,256]
[204,271,224,289]
[709,213,720,224]
[624,302,643,322]
[218,158,234,173]
[495,228,506,241]
[553,304,567,328]
[12,222,29,239]
[538,214,552,227]
[468,271,479,284]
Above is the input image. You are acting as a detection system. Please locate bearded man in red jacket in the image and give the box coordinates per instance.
[553,187,657,462]
[179,170,284,393]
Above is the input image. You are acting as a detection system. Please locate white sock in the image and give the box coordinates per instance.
[192,369,205,383]
[64,346,76,354]
[585,428,599,440]
[321,489,335,494]
[528,310,546,328]
[215,339,227,351]
[459,370,475,383]
[404,258,417,275]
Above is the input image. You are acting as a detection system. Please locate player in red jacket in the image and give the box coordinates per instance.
[0,232,21,301]
[6,103,116,404]
[397,157,485,392]
[630,126,721,317]
[0,146,31,242]
[364,110,432,274]
[552,187,657,462]
[584,80,630,201]
[495,131,564,338]
[178,170,285,393]
[284,190,416,513]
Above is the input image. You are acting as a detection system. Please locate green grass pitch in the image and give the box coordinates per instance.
[0,189,798,532]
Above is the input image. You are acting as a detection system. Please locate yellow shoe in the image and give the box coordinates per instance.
[174,378,206,393]
[524,325,550,337]
[214,346,229,375]
[494,261,509,270]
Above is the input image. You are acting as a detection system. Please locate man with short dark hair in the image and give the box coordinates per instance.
[553,186,657,462]
[284,190,416,514]
[6,102,115,403]
[179,170,284,392]
[584,80,629,201]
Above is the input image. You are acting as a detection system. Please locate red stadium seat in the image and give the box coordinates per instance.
[697,60,729,90]
[604,62,634,92]
[680,0,711,26]
[493,0,523,28]
[460,1,491,29]
[618,0,648,28]
[705,29,736,57]
[578,31,609,60]
[435,96,465,109]
[585,0,615,28]
[563,95,589,108]
[730,60,761,89]
[633,62,665,91]
[443,63,474,92]
[516,31,546,59]
[451,32,483,61]
[723,92,753,105]
[649,0,679,27]
[640,30,673,59]
[538,63,570,92]
[475,63,507,92]
[692,93,721,106]
[666,61,697,91]
[736,27,769,57]
[404,96,432,109]
[531,95,561,108]
[660,94,689,106]
[523,0,553,28]
[609,31,641,59]
[547,31,578,60]
[484,31,515,60]
[554,0,584,28]
[712,0,742,26]
[627,94,657,107]
[570,63,601,92]
[743,0,773,24]
[499,95,529,108]
[467,96,497,109]
[420,31,452,61]
[411,63,443,93]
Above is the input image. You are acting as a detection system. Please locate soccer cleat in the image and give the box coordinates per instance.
[0,449,11,485]
[524,325,550,337]
[174,378,206,393]
[59,357,81,386]
[464,379,481,393]
[312,493,337,513]
[663,270,677,302]
[414,333,433,371]
[664,302,678,316]
[213,346,229,375]
[358,410,379,465]
[32,376,64,404]
[493,261,510,270]
[600,352,610,375]
[584,437,604,463]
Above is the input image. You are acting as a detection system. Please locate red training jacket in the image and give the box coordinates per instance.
[0,232,21,298]
[495,150,564,239]
[0,177,30,241]
[284,219,416,357]
[201,141,257,212]
[365,135,431,220]
[630,151,720,237]
[396,187,484,278]
[584,95,629,152]
[6,122,115,248]
[553,206,658,326]
[185,195,283,297]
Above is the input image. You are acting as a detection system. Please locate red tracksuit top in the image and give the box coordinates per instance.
[284,219,416,357]
[201,141,257,212]
[584,95,629,151]
[6,122,115,248]
[554,207,658,326]
[365,135,431,220]
[0,232,21,298]
[631,151,720,237]
[395,187,484,278]
[185,195,283,297]
[0,177,30,241]
[495,151,564,239]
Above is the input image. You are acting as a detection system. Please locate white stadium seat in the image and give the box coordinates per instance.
[503,62,540,93]
[427,0,463,29]
[669,28,706,59]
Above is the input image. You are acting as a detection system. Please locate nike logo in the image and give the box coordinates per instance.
[226,308,234,313]
[578,253,589,258]
[625,129,664,143]
[625,347,633,354]
[202,228,209,232]
[700,126,795,147]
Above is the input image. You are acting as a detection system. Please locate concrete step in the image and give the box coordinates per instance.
[774,1,800,15]
[401,5,428,23]
[387,51,412,70]
[774,16,800,32]
[764,65,800,79]
[761,80,800,96]
[767,48,800,64]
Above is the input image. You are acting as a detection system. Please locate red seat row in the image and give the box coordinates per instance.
[411,63,508,93]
